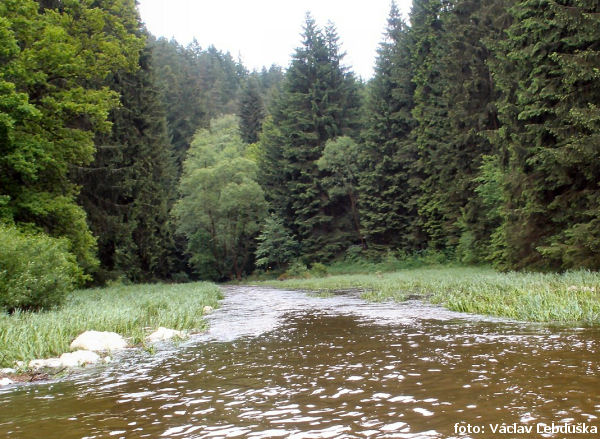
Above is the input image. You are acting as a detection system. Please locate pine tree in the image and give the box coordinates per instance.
[409,0,455,251]
[260,15,361,261]
[238,78,265,144]
[489,0,600,269]
[358,2,419,251]
[150,38,247,173]
[438,0,511,263]
[75,36,178,282]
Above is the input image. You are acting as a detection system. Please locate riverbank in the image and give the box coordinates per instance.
[0,282,222,370]
[259,266,600,325]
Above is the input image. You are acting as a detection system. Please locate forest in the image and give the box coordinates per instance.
[1,0,600,312]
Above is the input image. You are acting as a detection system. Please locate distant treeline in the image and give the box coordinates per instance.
[1,0,599,297]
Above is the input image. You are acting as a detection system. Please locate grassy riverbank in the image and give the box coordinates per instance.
[0,282,222,369]
[260,266,600,325]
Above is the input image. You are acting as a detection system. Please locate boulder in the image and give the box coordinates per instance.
[0,378,13,387]
[70,331,128,352]
[59,350,100,368]
[29,358,62,370]
[146,327,185,343]
[202,305,214,314]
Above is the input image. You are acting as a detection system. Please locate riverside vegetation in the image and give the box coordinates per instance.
[257,258,600,325]
[0,282,221,369]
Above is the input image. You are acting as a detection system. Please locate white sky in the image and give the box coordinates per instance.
[136,0,413,80]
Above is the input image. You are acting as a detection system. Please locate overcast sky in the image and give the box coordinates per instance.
[137,0,413,80]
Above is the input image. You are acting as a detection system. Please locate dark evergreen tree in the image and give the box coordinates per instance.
[150,38,247,173]
[256,65,285,109]
[238,78,265,144]
[488,0,600,270]
[409,0,454,251]
[358,2,419,251]
[75,36,177,282]
[437,0,511,263]
[259,15,361,261]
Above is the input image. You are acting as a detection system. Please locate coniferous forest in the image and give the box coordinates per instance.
[1,0,600,311]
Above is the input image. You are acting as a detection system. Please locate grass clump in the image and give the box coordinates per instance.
[0,282,222,368]
[260,266,600,325]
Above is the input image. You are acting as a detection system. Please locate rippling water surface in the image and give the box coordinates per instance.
[1,286,600,438]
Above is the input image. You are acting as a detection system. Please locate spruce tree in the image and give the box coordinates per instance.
[410,0,454,251]
[439,0,511,262]
[489,0,600,269]
[76,37,177,282]
[260,15,361,261]
[358,2,419,251]
[238,78,265,144]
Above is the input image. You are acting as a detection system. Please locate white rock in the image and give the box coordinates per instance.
[0,378,13,386]
[202,305,214,314]
[103,356,112,364]
[0,368,15,375]
[29,358,62,370]
[70,331,128,352]
[146,327,185,343]
[59,350,100,368]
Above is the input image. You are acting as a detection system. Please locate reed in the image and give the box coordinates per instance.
[0,282,222,368]
[261,266,600,325]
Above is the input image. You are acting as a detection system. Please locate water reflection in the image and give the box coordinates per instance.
[1,286,600,438]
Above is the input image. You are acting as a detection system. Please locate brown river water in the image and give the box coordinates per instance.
[1,286,600,438]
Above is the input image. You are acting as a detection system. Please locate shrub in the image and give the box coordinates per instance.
[284,260,310,279]
[310,262,328,277]
[0,225,83,312]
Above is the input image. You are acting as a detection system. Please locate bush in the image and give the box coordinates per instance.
[0,225,83,312]
[310,262,328,277]
[283,260,310,279]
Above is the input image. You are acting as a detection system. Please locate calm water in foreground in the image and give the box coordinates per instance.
[1,286,599,438]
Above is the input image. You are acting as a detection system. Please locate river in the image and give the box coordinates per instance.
[1,286,599,438]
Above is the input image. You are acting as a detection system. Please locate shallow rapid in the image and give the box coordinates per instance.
[1,286,599,438]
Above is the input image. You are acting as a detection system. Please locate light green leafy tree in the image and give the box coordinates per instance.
[317,136,365,249]
[0,0,144,275]
[174,116,267,280]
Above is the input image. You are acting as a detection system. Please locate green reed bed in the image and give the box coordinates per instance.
[0,282,222,368]
[262,266,600,325]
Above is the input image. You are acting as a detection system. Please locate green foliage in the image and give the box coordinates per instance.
[255,214,299,270]
[0,225,83,312]
[0,0,144,274]
[259,15,362,262]
[439,0,510,260]
[317,136,365,248]
[310,262,328,277]
[0,281,222,367]
[238,78,265,144]
[174,115,267,280]
[283,260,310,279]
[75,36,178,283]
[357,2,419,251]
[150,38,248,173]
[410,0,454,250]
[487,0,600,270]
[262,266,600,324]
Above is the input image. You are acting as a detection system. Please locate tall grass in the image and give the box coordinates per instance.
[0,282,222,368]
[260,266,600,325]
